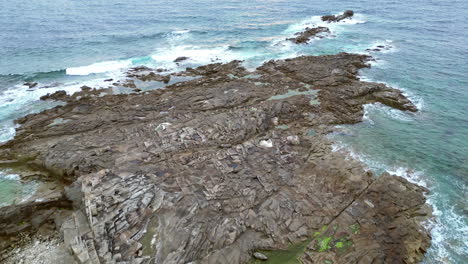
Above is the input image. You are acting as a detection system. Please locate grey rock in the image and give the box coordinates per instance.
[0,51,428,264]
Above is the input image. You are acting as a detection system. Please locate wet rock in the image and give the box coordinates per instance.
[322,10,354,22]
[40,90,67,101]
[122,80,137,88]
[128,66,152,73]
[174,56,189,63]
[104,78,113,82]
[24,82,38,88]
[126,67,171,83]
[136,72,171,83]
[288,27,330,44]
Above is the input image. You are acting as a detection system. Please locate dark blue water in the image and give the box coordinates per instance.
[0,0,466,262]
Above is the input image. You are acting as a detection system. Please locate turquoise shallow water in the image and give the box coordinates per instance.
[0,0,466,262]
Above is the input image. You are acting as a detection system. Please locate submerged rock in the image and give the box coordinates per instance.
[0,53,429,264]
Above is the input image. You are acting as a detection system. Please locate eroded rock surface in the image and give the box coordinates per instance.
[0,53,430,264]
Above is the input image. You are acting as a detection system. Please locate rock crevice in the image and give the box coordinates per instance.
[0,53,430,264]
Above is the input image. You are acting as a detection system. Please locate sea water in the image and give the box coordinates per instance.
[0,0,466,262]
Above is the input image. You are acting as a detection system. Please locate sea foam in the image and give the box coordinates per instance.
[330,141,467,263]
[284,12,367,36]
[66,60,132,76]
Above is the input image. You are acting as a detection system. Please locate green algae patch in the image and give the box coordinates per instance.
[334,239,352,249]
[268,89,320,106]
[313,225,328,238]
[139,216,159,256]
[317,236,332,252]
[249,239,311,264]
[334,238,353,252]
[324,260,333,264]
[311,225,353,253]
[349,224,360,235]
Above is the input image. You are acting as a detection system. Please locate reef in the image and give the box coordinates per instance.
[322,10,355,23]
[0,51,431,264]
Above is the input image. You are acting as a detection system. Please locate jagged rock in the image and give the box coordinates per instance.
[322,10,354,22]
[126,67,171,83]
[40,90,67,101]
[122,80,137,88]
[0,52,429,264]
[128,66,152,73]
[24,82,38,88]
[136,72,171,83]
[39,86,113,103]
[288,26,330,44]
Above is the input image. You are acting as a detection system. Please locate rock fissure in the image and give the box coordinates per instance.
[0,51,431,264]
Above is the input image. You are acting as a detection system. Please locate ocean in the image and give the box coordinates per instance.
[0,0,466,262]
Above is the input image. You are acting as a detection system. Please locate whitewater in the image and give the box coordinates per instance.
[0,0,466,262]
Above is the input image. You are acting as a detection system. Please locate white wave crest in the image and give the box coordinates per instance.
[150,44,257,70]
[172,29,190,34]
[330,141,468,263]
[66,60,132,76]
[363,103,416,123]
[285,12,367,36]
[365,40,397,54]
[0,171,20,181]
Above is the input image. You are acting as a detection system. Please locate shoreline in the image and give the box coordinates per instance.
[0,50,432,263]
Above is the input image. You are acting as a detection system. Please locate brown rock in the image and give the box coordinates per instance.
[322,10,354,22]
[288,27,331,44]
[0,52,428,264]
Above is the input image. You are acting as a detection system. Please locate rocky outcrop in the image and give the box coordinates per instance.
[40,90,68,101]
[322,10,354,22]
[0,53,429,264]
[24,82,38,89]
[174,56,189,63]
[40,86,113,102]
[126,67,171,83]
[287,27,330,44]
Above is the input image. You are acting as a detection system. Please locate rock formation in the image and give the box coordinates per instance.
[288,10,356,44]
[287,27,330,44]
[322,10,354,23]
[0,53,430,264]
